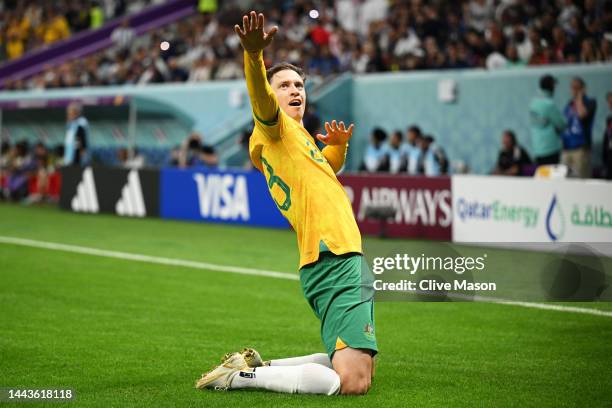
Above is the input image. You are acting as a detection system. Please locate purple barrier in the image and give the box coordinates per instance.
[0,96,130,110]
[0,0,196,87]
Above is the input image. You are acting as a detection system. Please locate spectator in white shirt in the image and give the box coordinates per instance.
[111,18,135,52]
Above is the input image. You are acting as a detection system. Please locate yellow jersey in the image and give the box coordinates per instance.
[245,51,362,269]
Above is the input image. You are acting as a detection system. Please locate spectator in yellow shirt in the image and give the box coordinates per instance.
[42,7,71,45]
[6,31,25,60]
[5,15,27,59]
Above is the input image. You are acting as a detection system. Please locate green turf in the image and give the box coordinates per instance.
[1,203,611,407]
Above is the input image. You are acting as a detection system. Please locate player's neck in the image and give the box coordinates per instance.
[288,114,304,126]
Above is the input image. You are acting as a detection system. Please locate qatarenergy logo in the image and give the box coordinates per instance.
[456,198,538,228]
[372,253,487,275]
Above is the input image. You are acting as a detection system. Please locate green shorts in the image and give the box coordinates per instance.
[300,252,378,359]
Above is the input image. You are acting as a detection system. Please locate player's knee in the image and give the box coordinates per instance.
[300,363,340,395]
[338,370,371,395]
[332,347,374,395]
[311,353,333,368]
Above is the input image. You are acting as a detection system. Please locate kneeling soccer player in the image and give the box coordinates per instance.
[196,11,377,396]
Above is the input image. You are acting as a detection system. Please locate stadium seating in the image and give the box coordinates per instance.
[0,1,610,175]
[0,0,197,88]
[2,1,609,91]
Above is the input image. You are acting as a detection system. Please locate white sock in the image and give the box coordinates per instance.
[270,353,332,368]
[230,363,340,395]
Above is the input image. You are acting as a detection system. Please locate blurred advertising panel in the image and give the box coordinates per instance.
[338,174,452,240]
[60,166,159,217]
[452,175,612,243]
[160,167,289,228]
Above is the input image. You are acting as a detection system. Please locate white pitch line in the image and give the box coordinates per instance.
[1,235,611,318]
[0,236,299,281]
[471,295,612,317]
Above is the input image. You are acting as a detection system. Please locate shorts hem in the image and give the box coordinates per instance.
[327,343,379,360]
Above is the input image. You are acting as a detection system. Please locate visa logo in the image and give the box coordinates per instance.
[193,173,250,221]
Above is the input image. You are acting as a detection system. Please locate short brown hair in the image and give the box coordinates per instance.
[266,62,306,83]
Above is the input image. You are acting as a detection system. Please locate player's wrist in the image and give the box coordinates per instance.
[244,49,263,58]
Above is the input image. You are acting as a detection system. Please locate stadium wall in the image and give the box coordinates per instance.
[2,64,610,172]
[0,82,253,144]
[349,63,612,175]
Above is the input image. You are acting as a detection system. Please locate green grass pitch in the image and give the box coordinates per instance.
[1,203,611,407]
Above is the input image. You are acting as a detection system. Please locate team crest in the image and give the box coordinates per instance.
[364,323,374,337]
[305,139,325,163]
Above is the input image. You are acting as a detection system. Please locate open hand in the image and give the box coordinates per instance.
[316,120,354,145]
[234,11,278,53]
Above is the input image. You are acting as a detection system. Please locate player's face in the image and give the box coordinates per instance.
[270,69,306,123]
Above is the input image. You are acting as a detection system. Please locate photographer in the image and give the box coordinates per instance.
[178,132,218,168]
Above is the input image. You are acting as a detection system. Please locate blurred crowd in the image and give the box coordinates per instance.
[362,75,612,179]
[0,0,165,62]
[0,140,61,202]
[0,137,219,204]
[2,0,611,90]
[360,126,450,176]
[0,98,222,202]
[167,131,219,168]
[522,74,612,179]
[1,0,611,200]
[2,82,611,205]
[493,73,611,179]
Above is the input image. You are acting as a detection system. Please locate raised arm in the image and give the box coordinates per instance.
[317,120,354,173]
[234,12,280,128]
